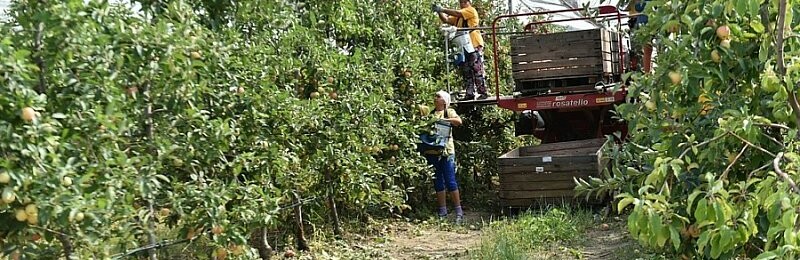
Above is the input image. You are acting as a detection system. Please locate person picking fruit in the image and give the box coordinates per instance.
[423,91,465,223]
[433,0,488,100]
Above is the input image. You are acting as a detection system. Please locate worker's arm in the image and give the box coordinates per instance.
[445,109,463,126]
[447,116,463,126]
[438,12,450,23]
[439,8,463,18]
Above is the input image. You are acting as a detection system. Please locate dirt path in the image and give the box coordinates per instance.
[368,211,494,260]
[365,212,633,260]
[580,220,633,259]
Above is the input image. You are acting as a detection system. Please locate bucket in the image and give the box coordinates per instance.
[451,31,475,53]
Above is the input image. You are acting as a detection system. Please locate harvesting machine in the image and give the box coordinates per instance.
[449,5,646,209]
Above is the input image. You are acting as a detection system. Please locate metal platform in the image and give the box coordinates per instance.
[451,95,515,106]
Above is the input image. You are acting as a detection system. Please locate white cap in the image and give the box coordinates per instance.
[436,90,451,108]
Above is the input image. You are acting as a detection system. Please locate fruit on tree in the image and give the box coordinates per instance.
[214,247,228,260]
[665,20,680,33]
[27,214,38,225]
[62,176,73,187]
[186,228,198,239]
[159,208,171,217]
[237,87,245,94]
[284,249,296,258]
[720,39,731,48]
[0,172,10,184]
[688,225,700,238]
[10,250,20,260]
[716,25,730,40]
[190,51,202,59]
[644,100,656,111]
[229,244,245,255]
[417,104,430,116]
[21,107,36,122]
[309,92,320,99]
[669,71,682,85]
[2,187,15,204]
[126,86,138,96]
[327,76,335,84]
[328,91,338,99]
[212,225,224,235]
[31,233,41,242]
[70,211,85,222]
[25,204,38,216]
[711,50,721,63]
[15,208,28,222]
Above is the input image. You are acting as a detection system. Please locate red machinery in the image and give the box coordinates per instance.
[456,5,634,143]
[452,6,643,207]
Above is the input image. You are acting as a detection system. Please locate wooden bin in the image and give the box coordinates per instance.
[497,138,610,208]
[510,28,621,93]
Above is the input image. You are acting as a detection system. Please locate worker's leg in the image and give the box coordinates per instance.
[461,51,477,100]
[442,155,462,220]
[474,46,487,98]
[428,155,448,217]
[643,43,653,74]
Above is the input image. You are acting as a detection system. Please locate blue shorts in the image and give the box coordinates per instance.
[426,154,459,192]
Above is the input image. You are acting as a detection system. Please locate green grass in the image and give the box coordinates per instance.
[471,206,594,260]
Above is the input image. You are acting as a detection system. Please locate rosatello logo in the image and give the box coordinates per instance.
[553,99,589,107]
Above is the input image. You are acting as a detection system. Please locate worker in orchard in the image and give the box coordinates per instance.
[626,0,653,73]
[433,0,488,100]
[425,91,465,223]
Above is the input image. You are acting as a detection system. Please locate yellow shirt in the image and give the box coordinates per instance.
[433,108,459,155]
[447,7,484,48]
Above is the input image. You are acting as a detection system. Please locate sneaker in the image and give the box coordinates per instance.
[455,215,464,225]
[457,95,475,101]
[476,94,488,100]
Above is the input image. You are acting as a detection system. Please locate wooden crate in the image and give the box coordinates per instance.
[510,29,622,93]
[497,138,610,208]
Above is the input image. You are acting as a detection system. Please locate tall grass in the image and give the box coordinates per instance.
[472,206,594,259]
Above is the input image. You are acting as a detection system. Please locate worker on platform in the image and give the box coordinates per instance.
[433,0,488,100]
[424,91,465,223]
[626,0,653,73]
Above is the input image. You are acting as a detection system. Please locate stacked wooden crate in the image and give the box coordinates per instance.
[497,138,610,208]
[510,28,622,94]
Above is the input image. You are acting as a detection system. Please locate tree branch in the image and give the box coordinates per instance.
[729,132,777,157]
[33,21,47,94]
[111,238,191,259]
[774,152,800,194]
[678,132,729,159]
[775,0,800,126]
[756,123,791,131]
[748,161,774,179]
[721,145,748,180]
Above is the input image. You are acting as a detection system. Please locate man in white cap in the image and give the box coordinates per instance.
[426,90,465,223]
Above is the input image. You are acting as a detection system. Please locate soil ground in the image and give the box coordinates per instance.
[359,209,635,260]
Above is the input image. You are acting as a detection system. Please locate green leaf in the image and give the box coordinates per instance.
[698,230,711,252]
[720,228,732,251]
[687,190,702,213]
[695,198,708,221]
[750,20,765,33]
[617,197,637,214]
[670,225,681,251]
[781,210,796,229]
[754,251,778,260]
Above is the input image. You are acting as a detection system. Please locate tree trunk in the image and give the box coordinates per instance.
[293,192,310,251]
